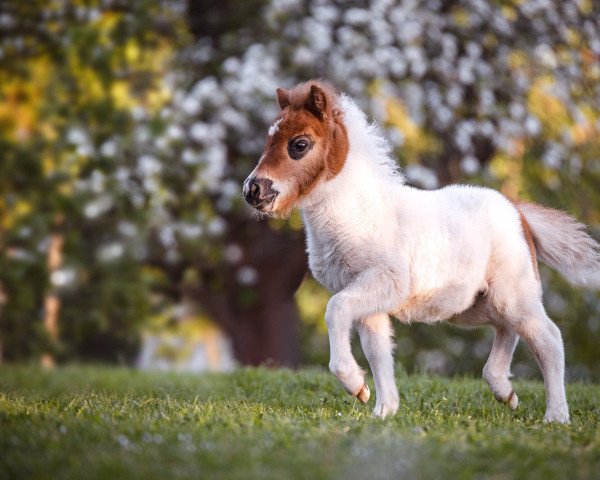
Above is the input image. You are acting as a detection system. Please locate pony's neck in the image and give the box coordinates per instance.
[300,150,387,217]
[300,95,403,222]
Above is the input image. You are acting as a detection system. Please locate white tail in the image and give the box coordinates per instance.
[519,202,600,288]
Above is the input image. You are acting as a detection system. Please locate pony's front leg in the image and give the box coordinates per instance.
[325,298,369,402]
[325,266,407,411]
[358,314,399,418]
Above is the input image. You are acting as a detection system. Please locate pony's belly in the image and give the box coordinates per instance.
[391,284,481,324]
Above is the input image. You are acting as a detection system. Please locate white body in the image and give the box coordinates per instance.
[295,96,599,422]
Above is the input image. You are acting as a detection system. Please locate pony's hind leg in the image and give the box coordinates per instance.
[458,299,520,411]
[357,314,399,418]
[512,307,569,423]
[483,327,520,410]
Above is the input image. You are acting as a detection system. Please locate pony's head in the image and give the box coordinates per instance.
[243,81,349,217]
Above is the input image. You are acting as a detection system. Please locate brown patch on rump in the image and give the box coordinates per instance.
[507,199,540,279]
[255,80,349,216]
[518,210,540,279]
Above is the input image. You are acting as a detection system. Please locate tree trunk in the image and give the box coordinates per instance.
[194,272,305,367]
[193,218,307,367]
[0,280,5,364]
[227,293,301,367]
[41,221,64,368]
[183,1,313,367]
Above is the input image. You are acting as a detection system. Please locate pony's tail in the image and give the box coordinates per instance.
[518,202,600,288]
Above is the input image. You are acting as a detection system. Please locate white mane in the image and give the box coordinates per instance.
[339,94,405,184]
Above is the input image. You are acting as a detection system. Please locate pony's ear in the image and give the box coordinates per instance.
[305,85,327,119]
[276,88,290,109]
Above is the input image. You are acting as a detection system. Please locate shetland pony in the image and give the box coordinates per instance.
[243,80,600,423]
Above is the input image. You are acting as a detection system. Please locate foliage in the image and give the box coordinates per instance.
[0,0,189,361]
[1,366,600,479]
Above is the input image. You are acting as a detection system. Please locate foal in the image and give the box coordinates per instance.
[243,80,600,423]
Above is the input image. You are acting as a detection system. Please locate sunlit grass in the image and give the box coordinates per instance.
[1,366,599,479]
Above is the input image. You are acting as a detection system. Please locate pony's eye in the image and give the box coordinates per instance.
[294,140,308,151]
[288,136,313,160]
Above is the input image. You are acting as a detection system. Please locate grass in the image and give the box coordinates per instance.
[1,366,599,479]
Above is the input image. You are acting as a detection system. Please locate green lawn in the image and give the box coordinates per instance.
[1,366,599,479]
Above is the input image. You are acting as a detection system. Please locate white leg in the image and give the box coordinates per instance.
[325,266,407,404]
[483,327,519,410]
[358,314,399,418]
[325,299,367,400]
[513,309,569,423]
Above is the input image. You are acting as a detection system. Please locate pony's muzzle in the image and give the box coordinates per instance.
[243,177,278,210]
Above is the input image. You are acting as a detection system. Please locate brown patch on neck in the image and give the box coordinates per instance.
[518,211,539,279]
[325,109,349,178]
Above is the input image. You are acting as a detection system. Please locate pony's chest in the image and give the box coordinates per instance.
[305,228,369,293]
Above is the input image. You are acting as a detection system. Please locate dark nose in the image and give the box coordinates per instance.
[244,177,276,207]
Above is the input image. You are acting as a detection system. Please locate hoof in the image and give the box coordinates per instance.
[544,407,570,424]
[507,390,519,410]
[495,390,518,410]
[543,415,570,424]
[372,400,399,418]
[356,384,370,404]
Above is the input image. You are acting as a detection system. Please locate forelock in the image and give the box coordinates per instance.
[286,80,339,115]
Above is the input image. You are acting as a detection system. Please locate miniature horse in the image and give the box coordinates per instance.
[243,80,600,423]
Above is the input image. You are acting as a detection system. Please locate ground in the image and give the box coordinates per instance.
[1,366,599,479]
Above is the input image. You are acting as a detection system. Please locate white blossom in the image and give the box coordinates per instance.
[50,268,76,287]
[100,139,118,157]
[84,195,113,219]
[236,266,258,286]
[224,244,243,264]
[97,242,124,263]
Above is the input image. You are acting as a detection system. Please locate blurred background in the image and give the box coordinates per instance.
[0,0,599,380]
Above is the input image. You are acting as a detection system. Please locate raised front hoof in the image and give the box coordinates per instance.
[495,390,519,410]
[355,384,370,404]
[543,408,570,424]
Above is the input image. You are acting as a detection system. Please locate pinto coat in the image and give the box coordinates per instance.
[244,80,600,423]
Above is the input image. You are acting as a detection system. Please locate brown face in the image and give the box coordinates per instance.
[243,82,349,217]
